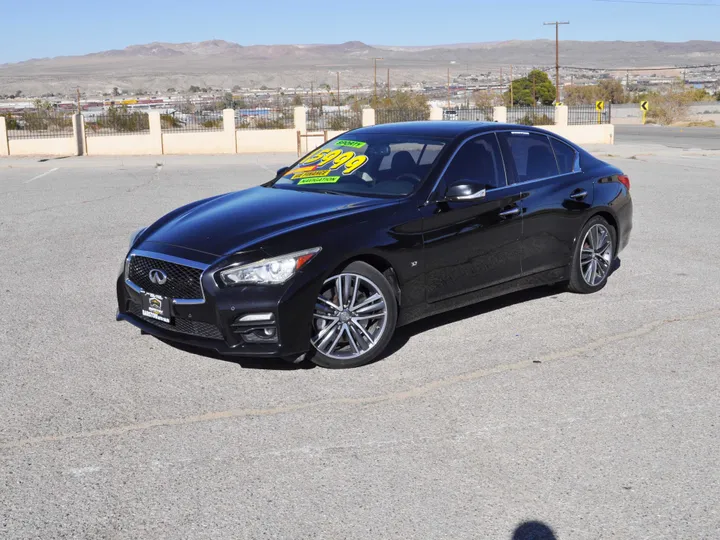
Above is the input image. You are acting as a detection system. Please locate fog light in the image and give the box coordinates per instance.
[263,328,276,337]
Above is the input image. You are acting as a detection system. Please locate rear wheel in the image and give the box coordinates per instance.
[568,216,616,294]
[307,261,397,369]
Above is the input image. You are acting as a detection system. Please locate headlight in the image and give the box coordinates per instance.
[218,247,321,286]
[129,227,146,248]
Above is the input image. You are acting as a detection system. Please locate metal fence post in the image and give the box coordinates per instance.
[0,116,9,156]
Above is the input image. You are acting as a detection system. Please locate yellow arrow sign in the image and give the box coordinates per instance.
[595,101,605,112]
[640,101,649,111]
[555,102,564,107]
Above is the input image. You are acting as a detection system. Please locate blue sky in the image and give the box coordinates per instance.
[1,0,719,64]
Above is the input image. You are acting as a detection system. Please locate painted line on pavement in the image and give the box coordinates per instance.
[24,167,59,184]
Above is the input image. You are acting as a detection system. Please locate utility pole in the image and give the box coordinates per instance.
[372,57,384,105]
[447,67,451,108]
[387,68,390,99]
[336,72,341,105]
[310,81,314,110]
[544,21,570,103]
[76,87,81,115]
[509,65,513,106]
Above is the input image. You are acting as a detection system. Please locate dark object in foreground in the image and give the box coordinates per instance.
[117,121,632,368]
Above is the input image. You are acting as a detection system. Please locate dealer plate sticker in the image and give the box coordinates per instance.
[142,293,171,323]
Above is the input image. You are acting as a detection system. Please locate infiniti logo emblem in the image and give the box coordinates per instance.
[148,269,168,285]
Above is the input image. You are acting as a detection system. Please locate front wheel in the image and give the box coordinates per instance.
[308,261,397,369]
[568,216,617,294]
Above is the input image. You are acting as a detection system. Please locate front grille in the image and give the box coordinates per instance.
[128,302,224,341]
[127,256,203,299]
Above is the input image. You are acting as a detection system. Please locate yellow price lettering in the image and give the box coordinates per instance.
[317,149,343,166]
[342,155,368,175]
[329,151,356,170]
[300,149,330,165]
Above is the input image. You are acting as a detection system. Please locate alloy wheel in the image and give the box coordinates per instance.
[580,223,613,286]
[311,273,388,360]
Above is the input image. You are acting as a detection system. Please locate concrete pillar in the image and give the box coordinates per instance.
[294,106,307,133]
[0,116,8,156]
[429,106,443,121]
[223,109,237,153]
[554,105,568,127]
[148,111,163,155]
[72,114,85,156]
[362,108,375,127]
[493,107,507,123]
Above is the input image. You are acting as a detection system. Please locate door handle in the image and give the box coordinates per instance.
[499,206,521,218]
[569,190,588,201]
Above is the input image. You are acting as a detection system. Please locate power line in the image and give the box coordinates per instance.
[592,0,720,5]
[561,62,720,72]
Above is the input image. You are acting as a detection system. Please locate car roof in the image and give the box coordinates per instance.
[350,121,550,141]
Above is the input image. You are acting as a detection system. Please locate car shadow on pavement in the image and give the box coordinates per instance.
[512,520,558,540]
[374,284,564,364]
[159,340,318,370]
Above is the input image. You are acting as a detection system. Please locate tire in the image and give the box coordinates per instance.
[307,261,398,369]
[568,215,617,294]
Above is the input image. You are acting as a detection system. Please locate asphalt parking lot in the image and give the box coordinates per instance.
[1,138,719,539]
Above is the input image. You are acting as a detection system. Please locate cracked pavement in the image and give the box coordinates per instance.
[1,147,719,539]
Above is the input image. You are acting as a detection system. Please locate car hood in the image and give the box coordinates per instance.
[142,186,392,257]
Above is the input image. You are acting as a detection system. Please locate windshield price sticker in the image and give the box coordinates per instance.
[334,140,366,148]
[297,176,341,185]
[298,148,369,175]
[292,170,332,179]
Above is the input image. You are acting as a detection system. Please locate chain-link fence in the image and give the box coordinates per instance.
[507,106,556,126]
[2,110,74,139]
[161,112,223,132]
[443,107,494,122]
[235,108,294,130]
[375,108,430,125]
[84,110,150,137]
[307,108,362,131]
[568,104,612,125]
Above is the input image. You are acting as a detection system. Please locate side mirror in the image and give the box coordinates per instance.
[276,166,290,177]
[445,181,486,202]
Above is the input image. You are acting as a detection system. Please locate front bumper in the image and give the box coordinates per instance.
[116,247,321,358]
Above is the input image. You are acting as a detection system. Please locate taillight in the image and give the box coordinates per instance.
[617,174,630,190]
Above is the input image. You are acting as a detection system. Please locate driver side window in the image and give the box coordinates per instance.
[443,133,506,191]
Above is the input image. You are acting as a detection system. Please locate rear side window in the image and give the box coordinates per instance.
[551,138,578,174]
[497,132,559,184]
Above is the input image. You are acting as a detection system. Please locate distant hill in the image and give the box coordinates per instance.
[2,39,719,96]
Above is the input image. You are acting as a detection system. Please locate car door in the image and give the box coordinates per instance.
[422,133,524,303]
[496,131,595,277]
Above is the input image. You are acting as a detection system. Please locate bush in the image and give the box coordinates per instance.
[1,114,20,130]
[201,118,222,129]
[517,114,554,126]
[646,83,697,125]
[160,114,181,129]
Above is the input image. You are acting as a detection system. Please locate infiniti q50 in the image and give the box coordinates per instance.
[117,122,632,368]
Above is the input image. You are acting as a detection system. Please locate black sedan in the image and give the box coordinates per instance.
[117,121,632,368]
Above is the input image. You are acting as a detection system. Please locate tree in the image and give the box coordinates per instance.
[473,89,502,108]
[292,94,303,106]
[167,87,176,93]
[112,87,120,96]
[189,85,201,93]
[505,70,556,106]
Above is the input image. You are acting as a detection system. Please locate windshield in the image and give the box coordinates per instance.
[271,134,447,198]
